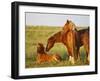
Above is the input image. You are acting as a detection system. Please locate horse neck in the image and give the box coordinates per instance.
[54,32,63,43]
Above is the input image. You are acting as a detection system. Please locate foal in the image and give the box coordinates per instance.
[37,43,62,64]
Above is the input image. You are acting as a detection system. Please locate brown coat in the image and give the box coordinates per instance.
[37,43,62,63]
[46,20,89,64]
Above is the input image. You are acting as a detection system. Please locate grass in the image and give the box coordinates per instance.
[25,26,88,68]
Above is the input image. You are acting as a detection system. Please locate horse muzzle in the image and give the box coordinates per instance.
[46,47,49,52]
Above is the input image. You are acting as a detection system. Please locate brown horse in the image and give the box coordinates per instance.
[78,29,90,63]
[46,20,89,64]
[46,31,79,64]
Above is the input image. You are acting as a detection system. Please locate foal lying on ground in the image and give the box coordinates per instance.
[37,43,62,64]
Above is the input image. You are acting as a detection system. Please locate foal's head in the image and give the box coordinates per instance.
[37,43,45,54]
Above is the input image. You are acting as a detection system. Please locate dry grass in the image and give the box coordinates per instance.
[25,26,88,68]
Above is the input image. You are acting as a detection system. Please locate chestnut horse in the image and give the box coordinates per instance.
[46,20,89,64]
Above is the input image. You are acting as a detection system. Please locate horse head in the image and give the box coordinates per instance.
[37,43,45,54]
[63,20,76,33]
[46,36,55,52]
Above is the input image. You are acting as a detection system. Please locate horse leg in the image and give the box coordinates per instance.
[87,53,90,64]
[83,45,89,64]
[86,51,89,64]
[67,48,75,64]
[66,31,76,64]
[77,47,81,62]
[69,56,75,64]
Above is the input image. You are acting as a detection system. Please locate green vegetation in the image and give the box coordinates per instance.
[25,26,88,68]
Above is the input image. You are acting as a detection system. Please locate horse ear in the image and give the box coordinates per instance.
[67,20,70,24]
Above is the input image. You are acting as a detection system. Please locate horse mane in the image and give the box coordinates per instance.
[78,28,89,35]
